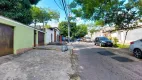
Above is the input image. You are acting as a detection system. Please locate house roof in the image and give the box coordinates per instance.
[48,27,60,31]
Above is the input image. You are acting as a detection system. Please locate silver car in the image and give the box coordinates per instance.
[85,37,91,42]
[129,39,142,59]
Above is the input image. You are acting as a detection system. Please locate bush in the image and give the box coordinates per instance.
[112,37,118,45]
[108,37,112,40]
[114,44,129,48]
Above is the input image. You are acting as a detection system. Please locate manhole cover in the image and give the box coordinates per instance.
[111,56,133,62]
[97,51,115,56]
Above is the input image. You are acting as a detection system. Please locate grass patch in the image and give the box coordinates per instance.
[114,44,129,48]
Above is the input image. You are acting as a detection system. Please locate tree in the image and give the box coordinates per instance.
[29,0,40,4]
[73,0,141,45]
[73,0,141,21]
[31,6,41,27]
[31,6,60,27]
[58,21,76,38]
[47,9,60,21]
[104,1,140,45]
[90,28,98,37]
[95,20,105,26]
[0,0,40,24]
[44,24,51,29]
[75,24,88,38]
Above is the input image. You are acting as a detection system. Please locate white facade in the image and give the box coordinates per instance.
[45,29,54,44]
[110,28,142,44]
[45,28,60,44]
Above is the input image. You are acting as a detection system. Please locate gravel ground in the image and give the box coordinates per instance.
[0,46,74,80]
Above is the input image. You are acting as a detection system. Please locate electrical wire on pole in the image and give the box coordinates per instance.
[54,0,64,10]
[54,0,70,42]
[62,0,70,43]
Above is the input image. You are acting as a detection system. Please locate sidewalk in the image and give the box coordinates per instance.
[0,45,76,80]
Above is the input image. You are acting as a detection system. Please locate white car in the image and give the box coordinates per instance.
[85,37,91,42]
[129,39,142,59]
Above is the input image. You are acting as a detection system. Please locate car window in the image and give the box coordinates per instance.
[86,37,91,39]
[95,38,98,41]
[99,37,109,40]
[140,39,142,42]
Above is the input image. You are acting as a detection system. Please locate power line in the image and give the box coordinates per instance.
[54,0,64,10]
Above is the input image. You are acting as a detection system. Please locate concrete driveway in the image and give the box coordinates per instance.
[0,45,74,80]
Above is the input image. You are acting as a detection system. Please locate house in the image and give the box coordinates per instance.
[91,23,142,44]
[45,27,60,44]
[0,16,45,56]
[30,22,61,44]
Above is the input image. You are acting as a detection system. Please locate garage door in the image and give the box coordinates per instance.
[38,31,44,45]
[0,24,13,56]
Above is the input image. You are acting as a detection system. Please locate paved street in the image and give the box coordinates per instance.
[72,42,142,80]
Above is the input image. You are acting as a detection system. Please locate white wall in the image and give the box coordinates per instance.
[45,29,60,44]
[110,28,142,44]
[56,30,60,42]
[45,29,54,44]
[91,31,104,41]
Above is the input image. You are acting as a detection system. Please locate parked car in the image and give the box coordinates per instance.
[76,38,82,41]
[85,37,91,42]
[129,39,142,59]
[94,37,113,47]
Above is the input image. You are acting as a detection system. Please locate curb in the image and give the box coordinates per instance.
[69,47,80,80]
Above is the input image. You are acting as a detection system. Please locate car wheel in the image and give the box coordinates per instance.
[94,42,97,45]
[99,43,103,47]
[133,49,142,59]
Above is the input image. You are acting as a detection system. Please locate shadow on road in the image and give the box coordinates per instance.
[79,47,134,62]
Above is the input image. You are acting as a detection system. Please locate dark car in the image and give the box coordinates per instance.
[94,37,113,47]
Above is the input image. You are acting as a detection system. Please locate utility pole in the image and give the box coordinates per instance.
[67,4,70,43]
[54,0,70,42]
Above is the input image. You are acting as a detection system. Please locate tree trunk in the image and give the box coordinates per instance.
[43,21,44,29]
[34,19,37,28]
[123,30,129,46]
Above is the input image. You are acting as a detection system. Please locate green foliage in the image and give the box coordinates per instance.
[71,8,83,17]
[44,24,51,29]
[31,6,41,21]
[58,21,76,37]
[114,44,129,48]
[73,0,119,19]
[47,9,60,21]
[105,1,140,30]
[69,1,77,8]
[73,0,141,26]
[95,20,105,26]
[29,0,40,5]
[58,22,87,38]
[75,24,88,38]
[108,37,112,41]
[112,37,119,45]
[90,28,97,37]
[0,0,40,24]
[31,6,60,24]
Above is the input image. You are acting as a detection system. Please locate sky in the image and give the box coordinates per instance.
[37,0,73,21]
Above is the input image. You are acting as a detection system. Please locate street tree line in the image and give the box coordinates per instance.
[58,21,88,39]
[31,6,59,27]
[70,0,142,44]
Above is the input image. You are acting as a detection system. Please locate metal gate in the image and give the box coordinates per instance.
[0,23,13,56]
[38,31,44,45]
[34,30,36,47]
[54,30,56,42]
